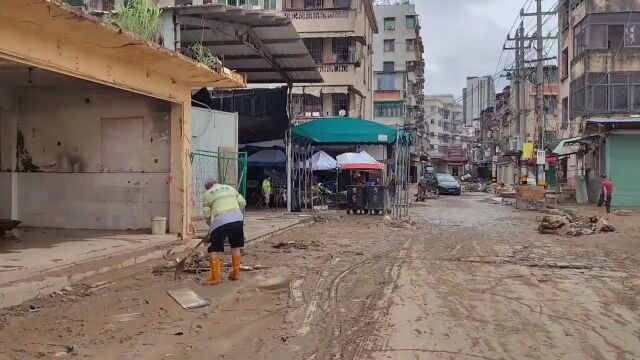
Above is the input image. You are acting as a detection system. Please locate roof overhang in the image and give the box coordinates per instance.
[0,0,245,102]
[161,4,323,85]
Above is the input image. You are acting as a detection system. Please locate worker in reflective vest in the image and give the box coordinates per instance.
[202,179,246,285]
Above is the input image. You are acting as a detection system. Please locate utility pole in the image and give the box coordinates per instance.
[522,0,557,186]
[535,0,545,186]
[505,21,526,184]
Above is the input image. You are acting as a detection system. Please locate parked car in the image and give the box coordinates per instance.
[425,173,461,195]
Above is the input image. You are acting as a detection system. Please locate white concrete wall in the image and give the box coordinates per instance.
[17,87,171,173]
[191,108,238,153]
[1,86,173,229]
[17,173,169,230]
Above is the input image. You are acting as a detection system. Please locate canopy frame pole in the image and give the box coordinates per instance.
[286,129,292,212]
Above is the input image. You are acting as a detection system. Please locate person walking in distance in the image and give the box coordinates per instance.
[202,179,246,285]
[598,174,614,219]
[262,175,272,209]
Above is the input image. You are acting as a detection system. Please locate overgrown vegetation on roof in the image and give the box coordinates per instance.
[104,0,161,42]
[189,42,222,69]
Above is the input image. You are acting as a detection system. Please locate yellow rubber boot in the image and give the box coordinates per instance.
[230,255,241,281]
[207,256,222,285]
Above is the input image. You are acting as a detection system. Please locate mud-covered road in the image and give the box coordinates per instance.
[1,194,640,359]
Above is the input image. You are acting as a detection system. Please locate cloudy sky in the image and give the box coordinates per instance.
[416,0,535,98]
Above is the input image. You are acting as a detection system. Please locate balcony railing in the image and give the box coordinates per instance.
[284,8,352,20]
[318,64,351,73]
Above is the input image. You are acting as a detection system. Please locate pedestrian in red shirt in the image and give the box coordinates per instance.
[598,174,613,219]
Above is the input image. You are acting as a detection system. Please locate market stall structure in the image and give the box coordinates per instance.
[287,117,410,219]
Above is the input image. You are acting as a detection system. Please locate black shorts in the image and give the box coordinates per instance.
[208,221,245,253]
[598,193,612,213]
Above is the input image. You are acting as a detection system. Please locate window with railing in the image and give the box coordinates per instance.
[571,72,640,118]
[264,0,278,10]
[332,38,353,63]
[292,94,322,116]
[377,75,396,90]
[384,39,395,52]
[561,48,569,80]
[406,15,416,29]
[375,102,404,117]
[333,0,351,9]
[304,0,322,9]
[332,94,349,116]
[574,23,640,57]
[562,97,569,129]
[384,17,396,31]
[303,38,323,64]
[544,95,558,115]
[406,39,415,52]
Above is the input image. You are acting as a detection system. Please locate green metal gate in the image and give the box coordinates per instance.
[190,150,247,235]
[606,134,640,207]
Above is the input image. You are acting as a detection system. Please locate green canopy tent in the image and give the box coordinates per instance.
[291,117,408,145]
[287,117,411,219]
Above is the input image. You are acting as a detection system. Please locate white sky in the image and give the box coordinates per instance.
[415,0,557,99]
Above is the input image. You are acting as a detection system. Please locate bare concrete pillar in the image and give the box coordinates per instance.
[0,88,18,219]
[169,98,192,238]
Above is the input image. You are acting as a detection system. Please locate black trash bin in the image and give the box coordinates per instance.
[367,185,387,215]
[346,185,368,214]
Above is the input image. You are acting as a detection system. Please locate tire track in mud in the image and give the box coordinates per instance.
[351,239,412,359]
[299,238,413,360]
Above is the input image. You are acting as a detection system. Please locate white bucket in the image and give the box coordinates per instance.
[151,216,167,235]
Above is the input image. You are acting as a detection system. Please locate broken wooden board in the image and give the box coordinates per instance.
[167,288,210,310]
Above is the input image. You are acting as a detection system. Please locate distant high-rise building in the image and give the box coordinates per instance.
[463,76,495,127]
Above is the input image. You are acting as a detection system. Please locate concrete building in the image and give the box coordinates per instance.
[371,2,425,128]
[0,0,245,237]
[489,66,559,184]
[283,0,379,123]
[424,95,468,176]
[556,0,640,206]
[371,1,426,178]
[463,75,496,127]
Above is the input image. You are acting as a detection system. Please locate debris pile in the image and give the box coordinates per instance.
[312,212,341,223]
[272,239,321,250]
[537,208,616,236]
[383,216,415,229]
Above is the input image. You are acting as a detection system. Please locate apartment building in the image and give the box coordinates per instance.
[283,0,378,123]
[557,0,640,206]
[424,95,468,176]
[371,2,425,128]
[463,75,496,127]
[489,66,559,184]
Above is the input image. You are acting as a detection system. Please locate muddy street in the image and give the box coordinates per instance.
[1,194,640,360]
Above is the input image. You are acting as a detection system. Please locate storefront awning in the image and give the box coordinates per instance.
[552,136,582,155]
[292,117,400,145]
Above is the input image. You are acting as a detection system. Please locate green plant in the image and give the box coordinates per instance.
[105,0,162,42]
[189,42,220,68]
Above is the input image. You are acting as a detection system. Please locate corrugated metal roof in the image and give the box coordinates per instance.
[163,4,323,84]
